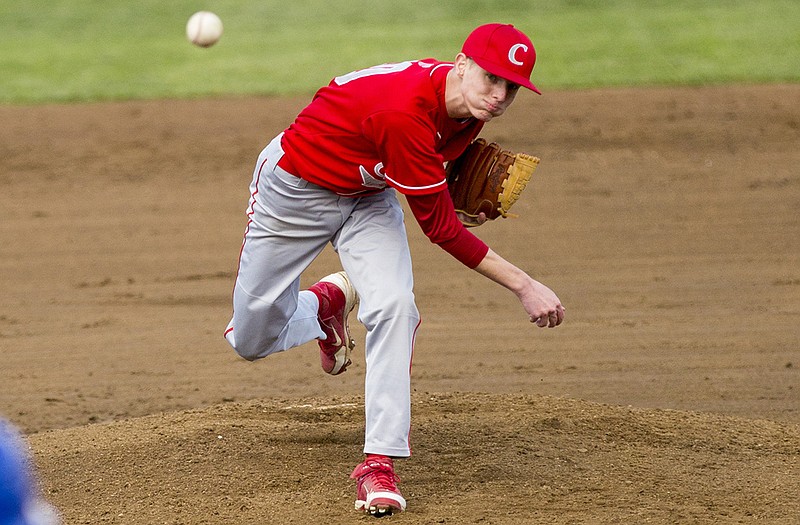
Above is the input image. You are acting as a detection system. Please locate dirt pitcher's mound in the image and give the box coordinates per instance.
[29,393,800,524]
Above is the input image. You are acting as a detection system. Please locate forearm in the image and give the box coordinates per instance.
[474,248,566,327]
[406,191,488,268]
[473,248,530,295]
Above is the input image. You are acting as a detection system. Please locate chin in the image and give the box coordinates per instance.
[473,110,495,122]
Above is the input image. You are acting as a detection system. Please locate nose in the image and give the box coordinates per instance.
[491,83,509,102]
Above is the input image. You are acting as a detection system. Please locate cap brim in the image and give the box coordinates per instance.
[471,56,541,95]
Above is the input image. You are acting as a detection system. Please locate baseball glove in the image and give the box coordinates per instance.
[445,138,540,227]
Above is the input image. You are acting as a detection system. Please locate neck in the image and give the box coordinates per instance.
[444,68,470,119]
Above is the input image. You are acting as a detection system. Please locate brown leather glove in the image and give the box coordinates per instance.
[445,138,540,227]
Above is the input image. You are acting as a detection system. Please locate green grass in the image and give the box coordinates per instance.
[0,0,798,104]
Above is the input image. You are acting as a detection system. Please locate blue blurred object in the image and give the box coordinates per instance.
[0,420,59,525]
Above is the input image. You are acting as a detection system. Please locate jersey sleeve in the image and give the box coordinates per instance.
[362,110,448,195]
[405,189,489,268]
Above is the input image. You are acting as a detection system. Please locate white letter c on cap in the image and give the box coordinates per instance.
[508,43,528,66]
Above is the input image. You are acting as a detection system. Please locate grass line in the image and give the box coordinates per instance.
[0,0,797,104]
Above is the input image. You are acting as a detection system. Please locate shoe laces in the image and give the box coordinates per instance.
[351,458,401,490]
[314,285,344,341]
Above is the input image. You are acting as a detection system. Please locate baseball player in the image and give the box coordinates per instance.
[224,23,565,516]
[0,419,60,525]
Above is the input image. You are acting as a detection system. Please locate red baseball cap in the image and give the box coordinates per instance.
[461,23,541,95]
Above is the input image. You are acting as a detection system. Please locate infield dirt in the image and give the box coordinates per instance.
[1,84,798,524]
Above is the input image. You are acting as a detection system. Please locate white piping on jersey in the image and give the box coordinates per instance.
[429,63,454,77]
[385,174,447,191]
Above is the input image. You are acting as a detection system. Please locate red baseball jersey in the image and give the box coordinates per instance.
[280,59,484,196]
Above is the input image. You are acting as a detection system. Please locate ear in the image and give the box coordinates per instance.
[454,53,469,77]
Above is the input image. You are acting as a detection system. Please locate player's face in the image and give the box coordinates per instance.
[458,57,520,122]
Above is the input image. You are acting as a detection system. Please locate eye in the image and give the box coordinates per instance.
[486,73,520,92]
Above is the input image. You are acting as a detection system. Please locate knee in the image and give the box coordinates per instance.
[225,326,274,362]
[235,345,261,362]
[363,289,419,324]
[391,290,419,318]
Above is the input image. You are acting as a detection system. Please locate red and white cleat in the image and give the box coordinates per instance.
[308,271,358,375]
[350,455,406,516]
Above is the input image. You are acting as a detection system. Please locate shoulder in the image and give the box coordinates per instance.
[333,60,449,111]
[332,59,450,86]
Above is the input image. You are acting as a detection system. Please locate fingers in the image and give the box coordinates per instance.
[532,313,557,328]
[554,304,565,325]
[531,305,565,328]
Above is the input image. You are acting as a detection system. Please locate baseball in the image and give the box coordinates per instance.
[186,11,223,48]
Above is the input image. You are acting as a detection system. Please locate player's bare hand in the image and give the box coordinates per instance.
[531,306,565,328]
[473,248,565,329]
[521,280,565,328]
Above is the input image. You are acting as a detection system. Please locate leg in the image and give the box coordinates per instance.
[334,189,419,457]
[225,136,345,360]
